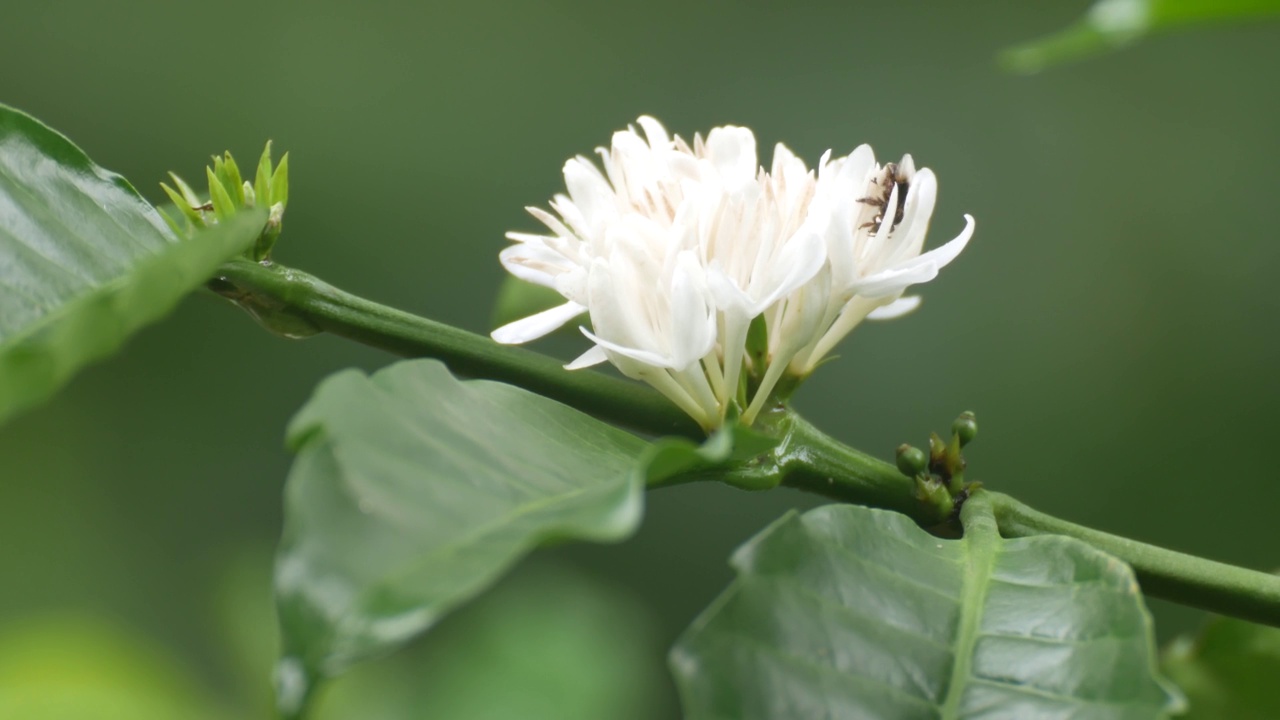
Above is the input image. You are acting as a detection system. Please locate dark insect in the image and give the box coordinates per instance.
[856,162,910,234]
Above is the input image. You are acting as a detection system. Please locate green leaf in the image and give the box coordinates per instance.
[672,501,1183,719]
[0,103,265,426]
[273,358,652,713]
[1161,613,1280,718]
[1001,0,1280,73]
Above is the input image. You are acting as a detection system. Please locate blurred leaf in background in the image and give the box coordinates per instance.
[213,548,665,720]
[1002,0,1280,72]
[1161,613,1280,719]
[316,562,664,720]
[0,614,228,720]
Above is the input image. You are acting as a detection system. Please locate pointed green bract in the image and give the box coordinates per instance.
[169,171,203,208]
[271,152,289,207]
[0,103,265,426]
[672,501,1183,719]
[254,142,274,210]
[219,152,245,206]
[160,182,201,227]
[163,142,286,261]
[205,166,235,223]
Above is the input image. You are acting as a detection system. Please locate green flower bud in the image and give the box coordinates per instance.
[952,411,978,446]
[896,444,928,477]
[252,202,286,262]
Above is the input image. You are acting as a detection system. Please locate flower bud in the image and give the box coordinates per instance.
[952,411,978,446]
[896,444,928,477]
[251,202,286,261]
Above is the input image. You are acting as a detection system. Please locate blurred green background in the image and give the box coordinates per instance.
[2,0,1279,717]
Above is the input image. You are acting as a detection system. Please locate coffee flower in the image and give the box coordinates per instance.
[493,116,973,430]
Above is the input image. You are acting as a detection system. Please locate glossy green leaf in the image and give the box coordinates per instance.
[1161,614,1280,718]
[0,103,264,425]
[273,358,653,712]
[672,501,1183,719]
[1002,0,1280,73]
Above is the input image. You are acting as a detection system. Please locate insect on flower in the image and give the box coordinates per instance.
[492,116,974,430]
[857,160,912,233]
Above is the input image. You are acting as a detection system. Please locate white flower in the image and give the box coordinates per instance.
[493,116,973,430]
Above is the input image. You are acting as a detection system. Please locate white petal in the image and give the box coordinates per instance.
[553,265,589,304]
[636,116,670,149]
[757,229,826,310]
[882,168,938,264]
[867,295,921,320]
[706,261,752,314]
[525,206,578,240]
[490,301,585,344]
[565,344,609,370]
[499,242,573,287]
[580,326,677,369]
[820,204,859,292]
[563,158,617,231]
[704,126,758,192]
[900,211,973,271]
[587,253,663,359]
[770,143,797,178]
[851,214,974,297]
[897,153,916,178]
[834,144,876,185]
[668,251,716,368]
[504,231,555,244]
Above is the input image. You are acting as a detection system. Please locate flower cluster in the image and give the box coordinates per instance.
[493,116,973,430]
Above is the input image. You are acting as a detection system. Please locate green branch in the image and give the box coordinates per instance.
[991,492,1280,627]
[214,258,699,439]
[776,421,1280,627]
[214,257,1280,628]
